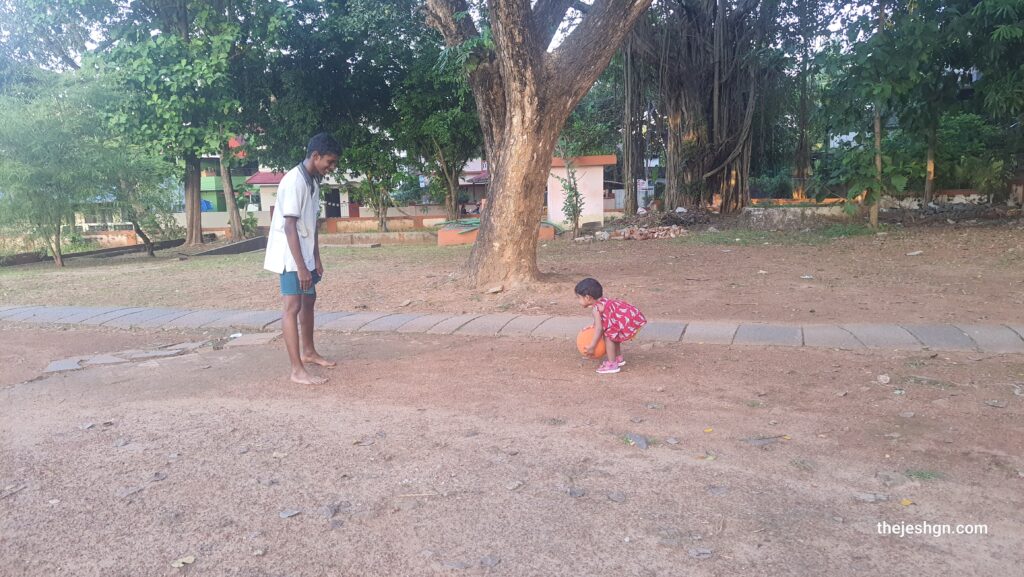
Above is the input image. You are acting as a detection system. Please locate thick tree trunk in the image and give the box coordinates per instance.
[467,125,560,286]
[425,0,653,287]
[793,65,811,199]
[184,152,204,245]
[220,146,244,241]
[924,128,936,204]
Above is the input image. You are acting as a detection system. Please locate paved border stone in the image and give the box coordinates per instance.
[428,314,484,335]
[636,321,686,342]
[80,307,149,326]
[360,313,426,332]
[499,315,551,337]
[131,309,194,329]
[531,316,588,339]
[1006,325,1024,343]
[51,307,123,324]
[395,314,453,334]
[956,325,1024,354]
[161,309,245,329]
[803,325,865,349]
[13,306,80,323]
[1,305,48,322]
[734,324,803,347]
[320,311,391,332]
[681,322,738,345]
[204,310,283,330]
[901,324,976,351]
[842,324,922,349]
[104,308,188,329]
[0,305,26,313]
[455,314,520,336]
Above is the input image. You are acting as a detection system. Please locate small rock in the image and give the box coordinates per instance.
[568,487,586,498]
[170,555,195,568]
[279,509,301,519]
[876,471,910,488]
[656,387,665,392]
[645,402,664,410]
[486,285,504,294]
[689,548,713,560]
[884,433,901,439]
[272,451,288,458]
[253,548,266,557]
[985,400,1007,408]
[900,411,915,418]
[354,436,375,446]
[665,437,679,445]
[877,374,891,385]
[758,270,768,275]
[854,492,890,503]
[894,389,906,396]
[237,446,249,455]
[607,491,626,503]
[624,433,649,449]
[230,332,243,339]
[836,391,848,397]
[80,422,95,430]
[150,472,168,482]
[630,416,644,424]
[113,438,130,448]
[708,226,720,233]
[399,299,412,307]
[480,555,501,568]
[906,251,924,257]
[801,275,814,280]
[506,480,524,491]
[769,420,779,425]
[833,516,844,523]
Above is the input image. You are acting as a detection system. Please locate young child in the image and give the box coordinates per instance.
[263,132,340,385]
[575,278,647,374]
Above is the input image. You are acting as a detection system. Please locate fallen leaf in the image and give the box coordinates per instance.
[703,427,714,433]
[900,498,914,507]
[271,452,288,459]
[279,509,301,519]
[782,435,792,440]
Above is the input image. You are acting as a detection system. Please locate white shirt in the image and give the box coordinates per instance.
[263,164,320,274]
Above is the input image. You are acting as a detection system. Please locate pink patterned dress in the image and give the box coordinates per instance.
[597,297,647,343]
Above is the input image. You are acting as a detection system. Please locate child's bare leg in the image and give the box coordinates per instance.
[613,341,622,361]
[605,335,617,363]
[283,295,326,385]
[299,294,335,367]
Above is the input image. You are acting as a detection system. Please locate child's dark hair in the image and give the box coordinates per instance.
[575,278,603,299]
[307,132,341,158]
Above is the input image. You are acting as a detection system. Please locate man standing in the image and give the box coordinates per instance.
[263,133,340,384]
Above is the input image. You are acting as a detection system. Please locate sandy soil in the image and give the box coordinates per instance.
[2,324,1022,577]
[2,225,1022,325]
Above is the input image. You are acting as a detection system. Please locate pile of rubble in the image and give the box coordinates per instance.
[882,202,1021,225]
[607,206,712,229]
[574,224,688,242]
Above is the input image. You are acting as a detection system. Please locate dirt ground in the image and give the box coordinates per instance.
[2,324,1022,577]
[2,224,1022,324]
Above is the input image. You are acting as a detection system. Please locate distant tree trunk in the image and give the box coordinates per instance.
[622,34,643,216]
[184,152,203,245]
[219,144,244,240]
[869,0,887,229]
[47,220,64,268]
[793,64,811,199]
[133,220,155,256]
[924,127,936,204]
[426,0,653,287]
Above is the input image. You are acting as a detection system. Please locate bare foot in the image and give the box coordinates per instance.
[290,369,328,385]
[301,353,336,368]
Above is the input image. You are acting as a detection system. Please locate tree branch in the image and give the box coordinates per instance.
[546,0,654,113]
[424,0,480,45]
[531,0,575,46]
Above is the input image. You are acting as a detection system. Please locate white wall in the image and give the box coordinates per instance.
[547,165,605,226]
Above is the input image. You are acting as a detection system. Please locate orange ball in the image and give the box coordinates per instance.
[577,326,607,359]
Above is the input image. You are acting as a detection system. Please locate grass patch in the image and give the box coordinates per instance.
[677,224,877,247]
[905,469,944,481]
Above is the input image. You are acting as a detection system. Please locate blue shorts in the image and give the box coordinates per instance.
[280,270,321,296]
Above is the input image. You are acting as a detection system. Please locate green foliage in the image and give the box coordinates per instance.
[0,72,105,264]
[750,172,794,199]
[241,213,259,239]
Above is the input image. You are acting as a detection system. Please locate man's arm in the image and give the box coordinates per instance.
[284,216,312,290]
[314,218,323,276]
